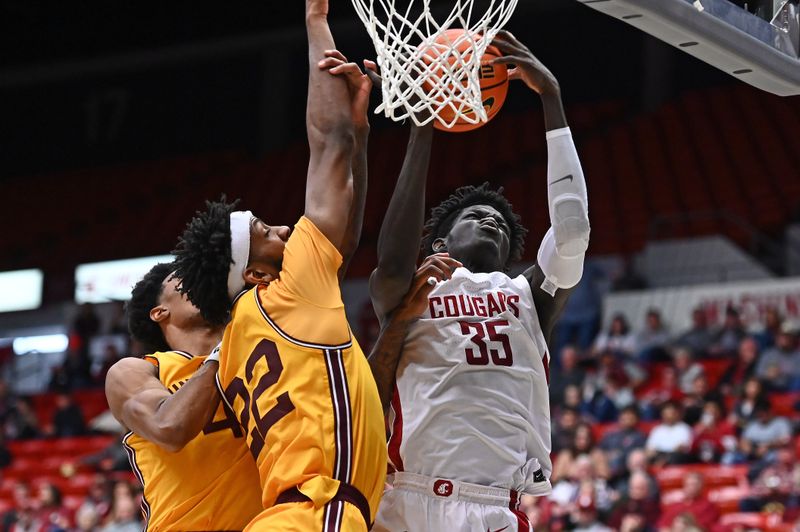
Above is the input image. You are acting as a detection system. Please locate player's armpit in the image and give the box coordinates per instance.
[105,357,220,453]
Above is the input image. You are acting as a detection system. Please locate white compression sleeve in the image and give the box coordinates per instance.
[536,127,590,296]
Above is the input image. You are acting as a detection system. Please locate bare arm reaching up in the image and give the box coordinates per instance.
[316,50,373,279]
[303,0,370,251]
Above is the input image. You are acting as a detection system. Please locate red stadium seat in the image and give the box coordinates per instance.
[700,359,733,388]
[708,485,751,513]
[655,465,748,491]
[719,512,767,528]
[771,393,800,418]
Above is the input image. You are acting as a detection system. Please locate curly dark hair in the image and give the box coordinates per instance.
[172,198,239,326]
[421,182,527,269]
[127,262,174,353]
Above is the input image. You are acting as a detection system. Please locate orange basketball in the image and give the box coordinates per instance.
[420,29,509,133]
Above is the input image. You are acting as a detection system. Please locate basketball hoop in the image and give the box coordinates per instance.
[350,0,519,128]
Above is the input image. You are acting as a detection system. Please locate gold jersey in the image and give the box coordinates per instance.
[217,217,387,530]
[124,350,262,531]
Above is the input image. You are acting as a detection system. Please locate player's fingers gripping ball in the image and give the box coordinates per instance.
[419,29,509,133]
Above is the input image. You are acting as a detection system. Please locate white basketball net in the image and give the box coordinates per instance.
[350,0,519,128]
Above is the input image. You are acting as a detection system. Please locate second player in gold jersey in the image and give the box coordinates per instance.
[125,350,262,532]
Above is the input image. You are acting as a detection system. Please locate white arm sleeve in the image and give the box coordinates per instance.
[536,127,590,296]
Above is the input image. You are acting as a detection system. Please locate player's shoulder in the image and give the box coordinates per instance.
[288,216,342,262]
[145,350,195,362]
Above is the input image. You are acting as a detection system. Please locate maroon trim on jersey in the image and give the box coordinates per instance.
[542,353,550,386]
[253,289,352,350]
[387,386,404,472]
[324,349,353,483]
[323,499,344,532]
[122,432,152,531]
[508,489,530,532]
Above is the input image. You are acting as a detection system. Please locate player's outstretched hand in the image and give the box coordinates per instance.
[319,50,372,131]
[394,253,462,321]
[490,30,560,97]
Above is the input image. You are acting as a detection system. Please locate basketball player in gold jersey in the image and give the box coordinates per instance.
[169,0,386,530]
[105,262,262,531]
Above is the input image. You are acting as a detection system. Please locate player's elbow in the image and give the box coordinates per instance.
[151,420,195,453]
[308,115,356,151]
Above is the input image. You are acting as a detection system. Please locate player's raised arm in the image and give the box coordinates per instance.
[316,50,373,279]
[106,357,220,453]
[369,66,436,320]
[304,0,364,252]
[493,31,590,341]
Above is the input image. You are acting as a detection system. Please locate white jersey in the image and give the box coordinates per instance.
[388,268,552,495]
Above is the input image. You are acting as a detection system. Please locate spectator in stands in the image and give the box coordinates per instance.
[672,348,704,395]
[74,502,100,532]
[607,471,660,531]
[729,376,770,430]
[640,366,683,420]
[81,475,112,521]
[719,336,760,396]
[732,398,793,464]
[708,307,747,357]
[554,262,603,356]
[570,490,612,532]
[93,344,122,388]
[552,406,581,454]
[612,448,660,499]
[582,373,631,423]
[592,314,636,359]
[72,303,100,352]
[645,401,692,466]
[5,398,40,440]
[8,507,39,532]
[0,381,17,427]
[553,423,610,482]
[633,309,671,362]
[582,351,644,421]
[680,374,723,426]
[673,307,714,358]
[100,481,141,532]
[49,347,92,391]
[551,345,586,404]
[551,455,613,526]
[81,441,130,473]
[657,472,719,532]
[50,392,86,437]
[754,306,783,350]
[739,445,800,513]
[35,482,71,531]
[755,323,800,390]
[106,302,128,336]
[2,481,33,532]
[689,400,736,463]
[598,405,647,478]
[0,433,12,469]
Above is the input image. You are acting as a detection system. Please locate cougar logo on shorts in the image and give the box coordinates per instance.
[433,479,454,497]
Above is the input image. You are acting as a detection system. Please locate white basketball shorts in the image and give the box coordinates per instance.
[373,472,532,532]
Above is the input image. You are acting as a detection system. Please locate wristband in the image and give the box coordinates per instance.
[205,342,222,364]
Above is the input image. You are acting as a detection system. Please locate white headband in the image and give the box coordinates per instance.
[227,210,252,300]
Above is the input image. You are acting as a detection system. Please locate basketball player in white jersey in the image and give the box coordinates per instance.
[367,31,590,531]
